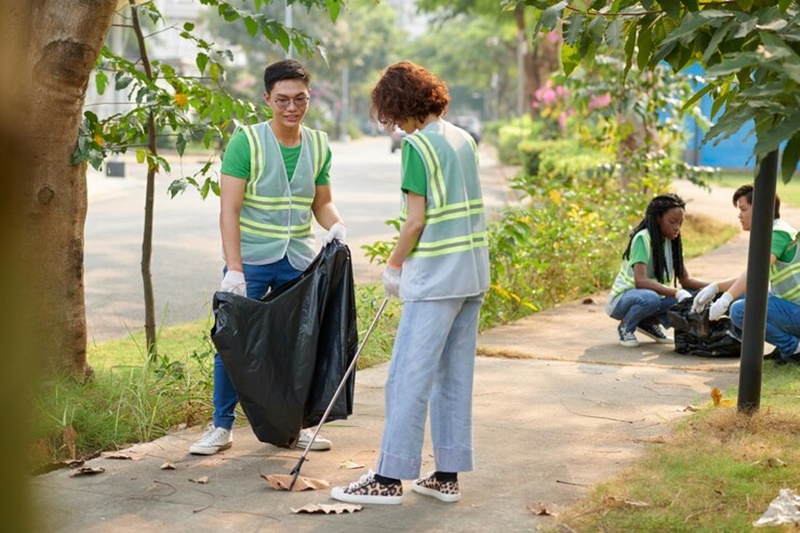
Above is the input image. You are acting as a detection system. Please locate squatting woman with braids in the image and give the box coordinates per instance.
[606,194,710,347]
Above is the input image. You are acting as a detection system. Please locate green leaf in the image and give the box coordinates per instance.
[662,10,729,45]
[325,0,341,21]
[732,17,757,39]
[755,112,800,156]
[605,16,623,49]
[703,19,734,64]
[781,133,800,182]
[624,23,638,73]
[779,0,793,12]
[537,1,568,32]
[196,53,209,75]
[176,134,187,156]
[564,13,586,46]
[183,22,195,31]
[244,17,258,37]
[637,23,652,71]
[95,70,108,95]
[659,0,682,19]
[679,0,698,12]
[706,52,760,77]
[681,83,714,112]
[785,63,800,84]
[136,148,146,164]
[561,42,580,75]
[759,31,800,63]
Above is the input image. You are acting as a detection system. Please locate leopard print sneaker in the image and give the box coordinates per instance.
[412,472,461,502]
[330,470,404,505]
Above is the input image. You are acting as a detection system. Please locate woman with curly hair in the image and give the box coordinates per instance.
[331,61,490,505]
[606,193,709,347]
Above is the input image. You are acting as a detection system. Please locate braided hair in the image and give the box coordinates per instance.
[622,194,686,285]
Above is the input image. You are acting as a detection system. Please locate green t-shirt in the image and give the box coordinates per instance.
[400,141,427,196]
[220,128,332,185]
[772,227,796,262]
[629,229,673,284]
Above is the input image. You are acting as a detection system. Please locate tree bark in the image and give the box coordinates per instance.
[11,1,117,374]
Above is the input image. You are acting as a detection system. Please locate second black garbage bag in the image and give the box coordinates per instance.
[667,298,741,357]
[210,241,359,448]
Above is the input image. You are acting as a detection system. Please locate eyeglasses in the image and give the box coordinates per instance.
[272,95,310,109]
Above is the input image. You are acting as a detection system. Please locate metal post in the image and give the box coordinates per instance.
[340,65,349,142]
[737,149,779,414]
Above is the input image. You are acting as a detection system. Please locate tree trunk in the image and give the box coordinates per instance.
[515,4,561,117]
[9,1,116,375]
[130,4,158,358]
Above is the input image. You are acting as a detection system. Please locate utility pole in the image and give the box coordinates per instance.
[737,149,780,414]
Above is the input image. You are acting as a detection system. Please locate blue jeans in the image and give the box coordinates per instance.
[212,257,303,430]
[376,295,484,480]
[730,295,800,360]
[609,289,677,333]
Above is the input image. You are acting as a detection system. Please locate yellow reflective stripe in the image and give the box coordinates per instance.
[241,126,262,196]
[771,262,800,284]
[780,285,800,302]
[309,129,324,179]
[409,233,487,257]
[243,195,313,209]
[240,217,312,237]
[409,133,446,208]
[399,199,484,223]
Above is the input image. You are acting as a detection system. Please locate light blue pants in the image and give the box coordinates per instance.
[730,295,800,360]
[376,294,484,480]
[609,289,678,333]
[212,257,302,430]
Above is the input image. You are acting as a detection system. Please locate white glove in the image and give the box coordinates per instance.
[708,292,734,321]
[322,222,346,245]
[692,282,719,313]
[220,270,246,296]
[382,264,401,298]
[676,289,692,302]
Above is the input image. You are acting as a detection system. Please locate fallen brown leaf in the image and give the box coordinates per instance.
[189,476,209,484]
[102,452,132,460]
[711,387,722,406]
[161,462,176,470]
[291,503,362,514]
[528,502,557,516]
[756,457,787,468]
[262,474,331,491]
[69,466,105,477]
[64,426,77,460]
[604,496,650,508]
[582,297,595,305]
[339,460,364,470]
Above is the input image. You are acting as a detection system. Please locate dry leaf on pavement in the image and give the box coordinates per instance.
[262,474,331,491]
[528,502,558,516]
[291,503,362,514]
[339,460,364,469]
[102,452,133,460]
[189,476,209,484]
[161,462,176,470]
[69,466,105,477]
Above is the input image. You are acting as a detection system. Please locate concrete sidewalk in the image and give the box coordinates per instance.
[32,179,784,532]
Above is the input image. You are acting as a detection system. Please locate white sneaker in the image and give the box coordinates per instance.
[295,427,332,451]
[189,425,232,455]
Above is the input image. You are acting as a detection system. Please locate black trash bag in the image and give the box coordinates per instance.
[667,297,741,357]
[210,241,359,448]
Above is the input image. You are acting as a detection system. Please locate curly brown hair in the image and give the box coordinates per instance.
[370,61,450,130]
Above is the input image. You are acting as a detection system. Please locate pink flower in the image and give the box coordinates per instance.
[588,93,612,109]
[558,112,567,128]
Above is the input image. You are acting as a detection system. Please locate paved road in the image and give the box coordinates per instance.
[84,136,513,343]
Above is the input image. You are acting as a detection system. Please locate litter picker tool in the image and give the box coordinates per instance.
[287,297,390,491]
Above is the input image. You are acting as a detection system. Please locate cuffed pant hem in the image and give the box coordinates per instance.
[433,446,473,473]
[376,450,422,480]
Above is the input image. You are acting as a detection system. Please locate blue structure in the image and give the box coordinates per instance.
[684,64,755,170]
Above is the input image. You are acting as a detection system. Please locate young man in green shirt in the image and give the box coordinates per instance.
[693,184,800,363]
[190,59,346,455]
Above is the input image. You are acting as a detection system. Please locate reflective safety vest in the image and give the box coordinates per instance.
[235,122,328,269]
[605,229,673,316]
[770,219,800,304]
[399,120,490,301]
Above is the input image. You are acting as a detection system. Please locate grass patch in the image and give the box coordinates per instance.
[554,363,800,532]
[681,212,738,258]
